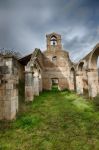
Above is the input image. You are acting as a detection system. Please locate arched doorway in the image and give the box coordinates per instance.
[70,67,76,91]
[76,61,85,95]
[51,78,59,90]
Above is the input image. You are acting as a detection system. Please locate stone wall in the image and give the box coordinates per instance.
[43,49,71,90]
[1,33,99,120]
[0,55,24,120]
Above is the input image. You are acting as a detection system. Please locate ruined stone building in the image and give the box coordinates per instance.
[0,32,99,120]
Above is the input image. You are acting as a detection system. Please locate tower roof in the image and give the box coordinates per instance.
[46,32,61,39]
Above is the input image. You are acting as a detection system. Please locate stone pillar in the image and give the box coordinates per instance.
[69,75,75,91]
[39,74,42,92]
[0,57,18,120]
[4,75,18,120]
[34,71,39,96]
[76,73,83,95]
[25,72,34,101]
[87,70,99,98]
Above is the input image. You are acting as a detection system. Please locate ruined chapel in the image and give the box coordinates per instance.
[0,32,99,120]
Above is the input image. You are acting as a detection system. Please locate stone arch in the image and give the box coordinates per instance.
[50,35,57,46]
[77,60,85,72]
[88,44,99,70]
[87,44,99,97]
[70,67,76,91]
[77,60,89,95]
[78,62,84,71]
[77,60,88,94]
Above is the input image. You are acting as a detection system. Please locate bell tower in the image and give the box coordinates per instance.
[46,32,62,51]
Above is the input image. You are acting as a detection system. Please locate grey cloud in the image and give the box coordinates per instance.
[0,0,99,60]
[63,27,99,62]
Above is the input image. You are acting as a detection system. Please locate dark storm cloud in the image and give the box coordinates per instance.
[0,0,99,61]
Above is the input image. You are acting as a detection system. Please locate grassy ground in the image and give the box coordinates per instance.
[0,88,99,150]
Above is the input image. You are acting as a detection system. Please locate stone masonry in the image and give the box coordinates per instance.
[0,32,99,120]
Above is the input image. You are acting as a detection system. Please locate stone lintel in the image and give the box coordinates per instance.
[86,68,98,72]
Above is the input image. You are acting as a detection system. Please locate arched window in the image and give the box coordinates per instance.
[52,56,57,62]
[50,36,57,46]
[78,62,84,71]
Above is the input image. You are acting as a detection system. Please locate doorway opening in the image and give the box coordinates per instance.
[51,78,59,91]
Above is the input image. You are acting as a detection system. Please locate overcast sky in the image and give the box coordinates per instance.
[0,0,99,61]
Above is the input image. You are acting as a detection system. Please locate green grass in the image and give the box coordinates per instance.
[0,88,99,150]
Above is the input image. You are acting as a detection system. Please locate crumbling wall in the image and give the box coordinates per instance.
[0,56,18,120]
[25,50,43,102]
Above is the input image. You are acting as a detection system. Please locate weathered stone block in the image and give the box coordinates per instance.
[76,75,83,95]
[87,71,99,97]
[6,83,14,90]
[33,77,39,96]
[4,99,16,120]
[25,86,34,101]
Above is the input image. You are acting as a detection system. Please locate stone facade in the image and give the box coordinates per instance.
[0,32,99,120]
[43,33,72,90]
